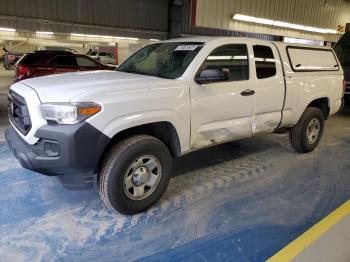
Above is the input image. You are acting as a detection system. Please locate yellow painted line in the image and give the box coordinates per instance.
[267,199,350,262]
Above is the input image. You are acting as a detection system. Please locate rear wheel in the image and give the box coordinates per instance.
[289,107,324,153]
[98,135,172,215]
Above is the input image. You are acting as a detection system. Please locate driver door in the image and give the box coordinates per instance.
[190,43,255,149]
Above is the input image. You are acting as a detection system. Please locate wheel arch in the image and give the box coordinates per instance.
[306,97,330,119]
[95,121,181,173]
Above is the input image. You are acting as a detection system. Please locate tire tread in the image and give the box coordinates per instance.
[289,107,324,153]
[98,135,169,213]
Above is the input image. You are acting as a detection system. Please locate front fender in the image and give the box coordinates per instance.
[74,80,191,153]
[87,109,190,153]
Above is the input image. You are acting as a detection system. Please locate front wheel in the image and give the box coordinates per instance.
[289,107,324,153]
[98,135,172,215]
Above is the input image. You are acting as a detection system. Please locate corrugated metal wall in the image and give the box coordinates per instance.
[194,0,350,41]
[180,0,281,41]
[2,0,350,41]
[0,0,169,38]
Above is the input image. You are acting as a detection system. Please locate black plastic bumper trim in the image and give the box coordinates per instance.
[5,122,110,190]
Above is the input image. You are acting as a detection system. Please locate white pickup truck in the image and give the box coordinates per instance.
[5,37,344,214]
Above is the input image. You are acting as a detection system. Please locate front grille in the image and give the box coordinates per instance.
[8,91,32,135]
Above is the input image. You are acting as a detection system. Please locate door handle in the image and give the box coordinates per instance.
[241,89,255,96]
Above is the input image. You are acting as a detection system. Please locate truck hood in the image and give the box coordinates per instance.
[19,70,173,103]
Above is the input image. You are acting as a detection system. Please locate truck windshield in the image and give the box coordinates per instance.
[118,42,204,79]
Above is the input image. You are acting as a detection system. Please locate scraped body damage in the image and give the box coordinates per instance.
[191,117,253,149]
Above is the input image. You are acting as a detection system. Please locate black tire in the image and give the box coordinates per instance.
[98,135,173,215]
[289,107,324,153]
[345,97,350,106]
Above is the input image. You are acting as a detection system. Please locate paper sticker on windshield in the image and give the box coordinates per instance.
[175,45,201,51]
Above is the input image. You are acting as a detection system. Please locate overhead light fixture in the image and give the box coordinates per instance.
[284,37,325,46]
[232,14,338,34]
[274,21,291,28]
[125,37,139,41]
[289,24,305,31]
[71,33,106,38]
[207,55,248,60]
[256,18,274,25]
[0,27,16,32]
[71,33,86,37]
[36,31,54,35]
[70,33,139,41]
[114,36,139,40]
[233,14,256,23]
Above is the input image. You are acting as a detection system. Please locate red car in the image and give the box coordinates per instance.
[15,51,115,82]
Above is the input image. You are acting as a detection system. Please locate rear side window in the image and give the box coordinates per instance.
[18,53,47,66]
[49,56,78,67]
[287,47,339,71]
[200,44,249,82]
[99,52,112,57]
[76,56,98,67]
[253,45,276,79]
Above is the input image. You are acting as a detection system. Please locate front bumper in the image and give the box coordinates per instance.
[5,122,109,190]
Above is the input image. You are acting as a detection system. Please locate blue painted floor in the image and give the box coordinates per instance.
[0,109,350,261]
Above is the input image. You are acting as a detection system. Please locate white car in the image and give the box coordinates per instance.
[89,51,116,65]
[6,37,344,214]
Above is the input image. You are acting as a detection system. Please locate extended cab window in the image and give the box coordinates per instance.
[49,56,78,67]
[253,45,276,79]
[200,44,249,82]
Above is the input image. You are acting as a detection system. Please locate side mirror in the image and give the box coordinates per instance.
[195,69,229,84]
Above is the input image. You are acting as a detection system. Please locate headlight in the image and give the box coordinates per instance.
[40,102,101,124]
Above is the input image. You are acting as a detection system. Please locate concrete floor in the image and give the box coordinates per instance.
[0,69,350,261]
[294,213,350,262]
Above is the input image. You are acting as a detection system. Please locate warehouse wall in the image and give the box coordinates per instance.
[194,0,350,41]
[0,0,169,39]
[180,0,280,41]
